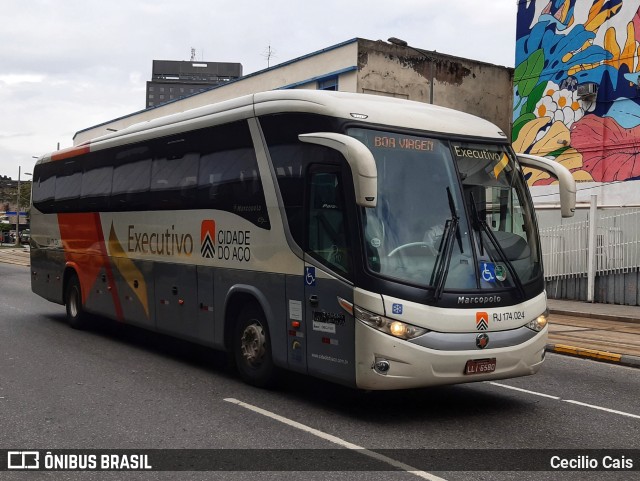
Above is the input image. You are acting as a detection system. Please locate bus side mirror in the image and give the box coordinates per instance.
[516,153,576,218]
[299,132,378,207]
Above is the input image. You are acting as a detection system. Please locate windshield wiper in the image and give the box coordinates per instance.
[447,187,464,255]
[469,197,526,299]
[429,188,462,301]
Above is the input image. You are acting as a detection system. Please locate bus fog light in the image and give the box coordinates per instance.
[354,306,428,340]
[526,309,549,332]
[374,358,391,374]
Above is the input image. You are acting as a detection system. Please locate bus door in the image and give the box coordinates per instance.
[304,165,356,387]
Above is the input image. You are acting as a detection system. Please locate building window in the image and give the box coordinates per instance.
[318,76,338,91]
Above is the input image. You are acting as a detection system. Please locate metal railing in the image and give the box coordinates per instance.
[540,207,640,280]
[540,219,589,279]
[596,209,640,274]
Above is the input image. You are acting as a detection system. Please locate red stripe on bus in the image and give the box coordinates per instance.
[51,145,91,161]
[58,212,124,321]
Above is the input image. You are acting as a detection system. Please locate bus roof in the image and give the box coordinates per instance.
[38,90,507,165]
[254,90,506,139]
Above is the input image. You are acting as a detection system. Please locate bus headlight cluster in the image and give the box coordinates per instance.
[354,306,428,340]
[526,309,549,332]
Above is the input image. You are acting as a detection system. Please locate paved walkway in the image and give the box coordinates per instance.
[0,246,30,266]
[547,299,640,367]
[1,248,639,367]
[548,298,640,323]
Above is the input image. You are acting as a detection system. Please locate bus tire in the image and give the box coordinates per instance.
[233,304,277,388]
[65,274,89,329]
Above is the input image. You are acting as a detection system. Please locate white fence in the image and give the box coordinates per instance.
[540,219,589,278]
[539,207,640,282]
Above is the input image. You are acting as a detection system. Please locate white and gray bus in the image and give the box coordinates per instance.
[30,91,575,390]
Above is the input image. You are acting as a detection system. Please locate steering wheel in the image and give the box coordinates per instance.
[388,242,433,257]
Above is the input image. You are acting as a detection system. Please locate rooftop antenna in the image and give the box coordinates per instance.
[190,48,196,61]
[262,45,276,68]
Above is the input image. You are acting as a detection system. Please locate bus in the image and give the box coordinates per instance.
[30,90,575,390]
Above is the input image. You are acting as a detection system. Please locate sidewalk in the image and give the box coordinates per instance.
[547,299,640,368]
[0,246,30,266]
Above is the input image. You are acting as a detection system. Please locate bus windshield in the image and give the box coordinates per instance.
[348,128,542,291]
[452,142,542,287]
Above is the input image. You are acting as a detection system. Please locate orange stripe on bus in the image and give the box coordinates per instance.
[58,213,124,321]
[51,145,91,161]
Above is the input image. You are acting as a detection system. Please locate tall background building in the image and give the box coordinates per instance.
[146,54,242,108]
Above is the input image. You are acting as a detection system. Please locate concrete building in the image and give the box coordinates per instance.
[146,60,243,108]
[74,38,514,145]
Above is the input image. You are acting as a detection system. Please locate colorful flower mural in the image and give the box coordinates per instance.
[514,0,640,185]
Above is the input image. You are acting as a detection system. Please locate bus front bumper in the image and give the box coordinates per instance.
[354,321,547,390]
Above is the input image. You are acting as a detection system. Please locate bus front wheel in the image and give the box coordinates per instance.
[233,305,277,388]
[65,274,88,329]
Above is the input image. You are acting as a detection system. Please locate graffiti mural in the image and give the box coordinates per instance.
[514,0,640,185]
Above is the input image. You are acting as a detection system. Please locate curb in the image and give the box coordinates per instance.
[546,343,640,368]
[549,308,640,325]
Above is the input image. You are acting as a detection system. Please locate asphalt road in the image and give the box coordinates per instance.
[1,263,639,481]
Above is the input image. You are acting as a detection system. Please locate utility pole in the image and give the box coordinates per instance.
[15,166,20,246]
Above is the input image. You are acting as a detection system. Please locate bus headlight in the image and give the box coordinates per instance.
[526,309,549,332]
[354,306,428,340]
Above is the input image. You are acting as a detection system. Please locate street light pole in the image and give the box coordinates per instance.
[15,166,21,246]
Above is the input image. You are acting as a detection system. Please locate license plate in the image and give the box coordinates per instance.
[464,358,497,375]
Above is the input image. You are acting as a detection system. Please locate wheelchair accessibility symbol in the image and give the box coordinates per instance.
[480,262,496,283]
[305,266,316,287]
[480,263,507,283]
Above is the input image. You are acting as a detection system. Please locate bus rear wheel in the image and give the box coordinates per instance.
[233,305,277,388]
[65,274,89,329]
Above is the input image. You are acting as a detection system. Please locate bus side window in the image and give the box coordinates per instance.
[32,166,56,213]
[111,146,153,210]
[151,151,199,209]
[307,169,351,276]
[197,148,270,229]
[111,159,152,210]
[53,160,82,212]
[81,164,112,211]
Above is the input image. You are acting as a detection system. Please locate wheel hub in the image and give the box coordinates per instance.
[240,323,266,366]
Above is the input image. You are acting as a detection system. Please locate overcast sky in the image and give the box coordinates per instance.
[0,0,517,179]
